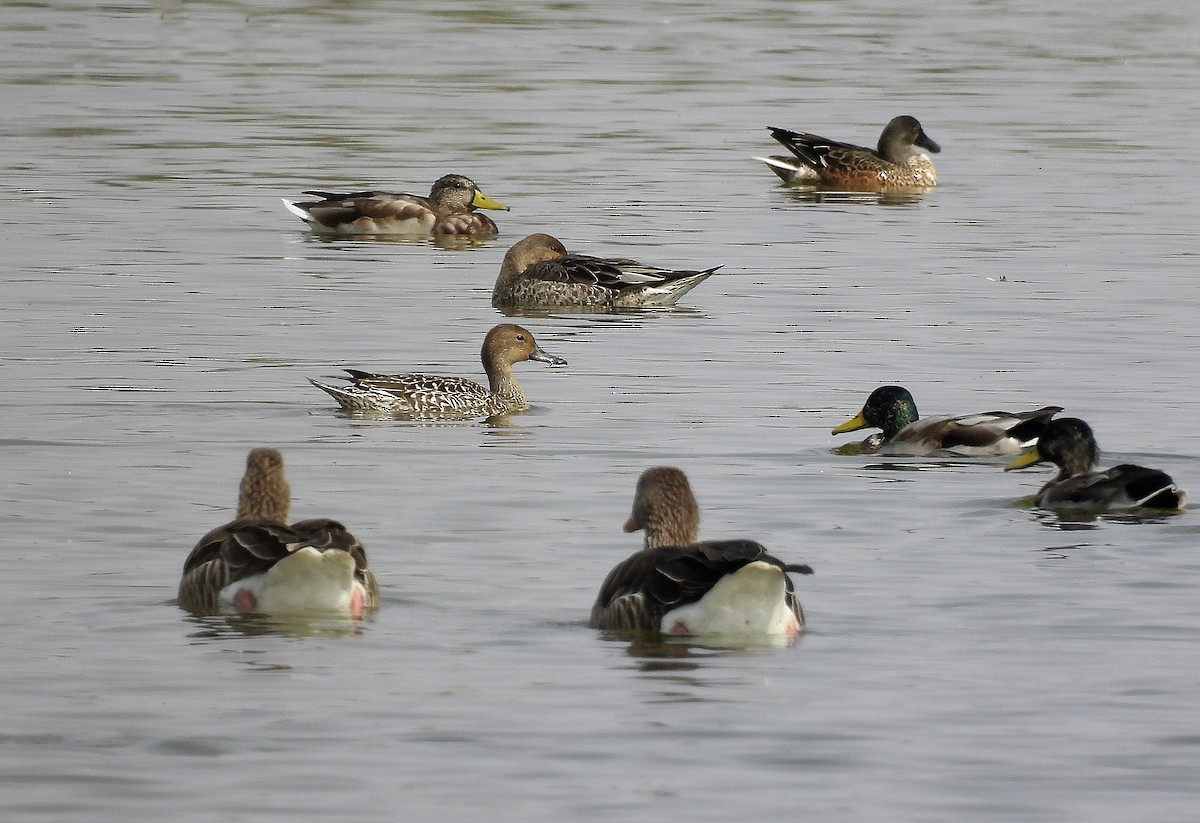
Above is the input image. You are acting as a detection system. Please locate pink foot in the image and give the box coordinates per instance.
[233,589,258,614]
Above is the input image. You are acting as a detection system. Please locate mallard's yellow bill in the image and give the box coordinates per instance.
[472,189,509,211]
[1005,448,1042,471]
[832,412,869,435]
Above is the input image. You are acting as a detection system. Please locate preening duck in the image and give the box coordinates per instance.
[309,323,566,420]
[1006,417,1187,511]
[491,233,720,310]
[178,448,379,616]
[589,467,813,639]
[283,174,508,236]
[832,385,1062,456]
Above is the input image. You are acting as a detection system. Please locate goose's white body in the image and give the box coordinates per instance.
[219,547,365,615]
[660,561,800,638]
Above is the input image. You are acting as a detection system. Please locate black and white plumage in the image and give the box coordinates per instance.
[178,448,378,616]
[589,467,813,639]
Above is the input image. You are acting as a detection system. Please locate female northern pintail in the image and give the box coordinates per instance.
[283,174,508,236]
[832,385,1062,456]
[1006,417,1187,511]
[758,115,940,190]
[309,323,566,420]
[178,448,379,617]
[589,467,813,639]
[491,233,720,310]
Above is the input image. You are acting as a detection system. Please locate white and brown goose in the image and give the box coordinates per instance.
[178,448,379,617]
[589,467,813,639]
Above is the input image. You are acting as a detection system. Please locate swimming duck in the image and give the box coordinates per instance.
[283,174,509,236]
[832,385,1063,456]
[491,233,720,310]
[178,448,379,617]
[758,116,940,190]
[589,467,813,638]
[1006,417,1187,510]
[309,323,566,419]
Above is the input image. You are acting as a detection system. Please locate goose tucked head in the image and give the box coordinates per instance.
[623,466,701,550]
[236,447,291,522]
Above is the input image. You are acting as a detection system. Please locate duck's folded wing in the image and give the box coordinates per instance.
[294,191,428,223]
[178,519,305,613]
[767,127,867,167]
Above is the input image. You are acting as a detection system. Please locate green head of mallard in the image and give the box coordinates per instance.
[832,385,920,440]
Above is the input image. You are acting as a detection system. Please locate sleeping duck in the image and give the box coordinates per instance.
[589,467,813,639]
[178,448,379,616]
[1006,417,1187,510]
[832,385,1063,456]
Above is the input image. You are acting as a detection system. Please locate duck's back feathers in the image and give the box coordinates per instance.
[1037,464,1187,510]
[896,405,1064,456]
[492,233,719,309]
[590,539,812,634]
[309,371,494,416]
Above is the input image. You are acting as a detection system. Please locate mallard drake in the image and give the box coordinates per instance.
[283,174,508,236]
[589,467,813,639]
[758,116,940,190]
[178,448,379,616]
[1006,417,1187,510]
[308,323,566,419]
[832,385,1063,456]
[491,233,720,310]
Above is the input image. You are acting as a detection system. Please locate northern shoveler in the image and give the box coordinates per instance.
[491,233,720,310]
[759,115,940,190]
[283,174,508,236]
[309,323,566,419]
[832,385,1062,456]
[1006,418,1187,510]
[178,448,379,617]
[589,467,813,640]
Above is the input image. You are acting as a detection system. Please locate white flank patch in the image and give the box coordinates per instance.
[221,547,359,614]
[660,561,797,638]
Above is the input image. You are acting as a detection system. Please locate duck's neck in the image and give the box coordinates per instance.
[237,474,291,522]
[643,516,700,550]
[1055,453,1096,480]
[487,365,526,405]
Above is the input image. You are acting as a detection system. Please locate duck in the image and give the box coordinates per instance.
[308,323,566,419]
[757,116,940,190]
[589,467,813,639]
[491,233,720,310]
[832,385,1063,456]
[178,448,379,617]
[283,174,509,236]
[1006,417,1187,510]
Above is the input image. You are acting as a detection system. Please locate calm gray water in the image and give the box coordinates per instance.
[3,1,1199,820]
